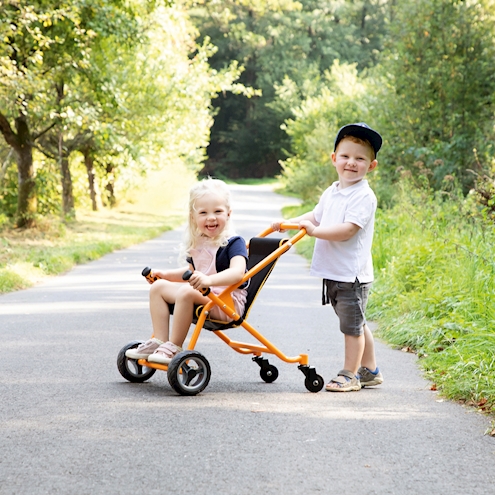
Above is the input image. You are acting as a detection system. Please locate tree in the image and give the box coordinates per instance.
[186,0,390,178]
[375,0,495,192]
[0,0,141,223]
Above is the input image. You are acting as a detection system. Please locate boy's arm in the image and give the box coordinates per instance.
[272,211,318,232]
[300,220,360,241]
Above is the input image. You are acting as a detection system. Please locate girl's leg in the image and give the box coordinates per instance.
[149,280,184,342]
[169,284,210,347]
[147,284,209,365]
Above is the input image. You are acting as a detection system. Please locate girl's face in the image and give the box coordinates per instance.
[193,193,231,238]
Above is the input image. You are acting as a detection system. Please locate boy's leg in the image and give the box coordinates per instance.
[344,333,365,375]
[325,334,364,391]
[324,279,373,391]
[361,324,377,371]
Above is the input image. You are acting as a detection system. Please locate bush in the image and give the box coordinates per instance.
[279,61,376,202]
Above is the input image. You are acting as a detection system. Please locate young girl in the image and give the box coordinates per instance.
[126,178,248,364]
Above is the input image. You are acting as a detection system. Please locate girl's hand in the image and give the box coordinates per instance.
[188,271,212,291]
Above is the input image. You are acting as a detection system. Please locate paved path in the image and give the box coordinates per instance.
[1,184,494,494]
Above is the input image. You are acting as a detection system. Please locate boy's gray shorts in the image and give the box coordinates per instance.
[322,279,372,336]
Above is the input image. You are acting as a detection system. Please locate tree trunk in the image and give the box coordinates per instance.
[82,146,98,211]
[58,132,75,217]
[0,112,37,228]
[104,163,116,207]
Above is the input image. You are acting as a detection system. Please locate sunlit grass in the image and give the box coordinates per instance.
[280,188,495,417]
[0,164,196,293]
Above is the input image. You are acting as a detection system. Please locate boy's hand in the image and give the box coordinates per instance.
[271,220,287,232]
[299,220,316,236]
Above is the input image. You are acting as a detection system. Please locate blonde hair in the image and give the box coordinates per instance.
[180,178,236,260]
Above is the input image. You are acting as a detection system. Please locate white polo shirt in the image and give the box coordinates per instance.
[309,180,377,283]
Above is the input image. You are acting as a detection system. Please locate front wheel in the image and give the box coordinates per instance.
[305,374,324,393]
[167,350,211,396]
[117,341,156,383]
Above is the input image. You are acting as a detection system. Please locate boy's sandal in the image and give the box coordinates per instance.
[325,369,361,392]
[358,366,384,387]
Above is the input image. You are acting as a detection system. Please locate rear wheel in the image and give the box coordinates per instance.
[260,365,279,383]
[305,374,324,393]
[167,350,211,396]
[117,341,156,383]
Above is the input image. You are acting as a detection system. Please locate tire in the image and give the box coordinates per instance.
[305,374,324,393]
[117,341,157,383]
[260,365,279,383]
[167,350,211,396]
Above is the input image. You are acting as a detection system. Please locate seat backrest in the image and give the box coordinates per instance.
[242,236,287,319]
[200,236,286,330]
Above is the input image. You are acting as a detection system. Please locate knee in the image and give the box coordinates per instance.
[149,279,168,298]
[176,283,193,299]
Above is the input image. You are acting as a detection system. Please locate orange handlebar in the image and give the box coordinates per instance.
[257,223,305,238]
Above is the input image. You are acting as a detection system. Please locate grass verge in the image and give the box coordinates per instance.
[280,188,495,428]
[0,210,184,293]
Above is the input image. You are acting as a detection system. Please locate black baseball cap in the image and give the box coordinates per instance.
[334,123,382,156]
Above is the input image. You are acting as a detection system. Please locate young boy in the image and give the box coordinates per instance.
[273,122,383,392]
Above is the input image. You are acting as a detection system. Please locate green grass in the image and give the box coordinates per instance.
[0,210,184,293]
[280,185,495,421]
[0,164,196,293]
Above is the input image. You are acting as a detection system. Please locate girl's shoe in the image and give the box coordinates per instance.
[325,369,361,392]
[147,341,183,364]
[125,338,163,360]
[358,366,384,387]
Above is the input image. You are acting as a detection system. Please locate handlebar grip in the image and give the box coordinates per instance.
[142,266,157,282]
[182,270,193,281]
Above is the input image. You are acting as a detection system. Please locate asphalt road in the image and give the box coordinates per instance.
[1,184,494,495]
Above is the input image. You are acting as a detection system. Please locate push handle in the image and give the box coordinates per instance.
[142,266,158,283]
[257,223,307,238]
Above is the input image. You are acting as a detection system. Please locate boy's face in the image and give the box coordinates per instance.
[331,138,377,188]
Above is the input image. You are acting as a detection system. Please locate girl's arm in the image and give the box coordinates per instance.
[300,220,360,241]
[187,256,246,291]
[152,266,191,283]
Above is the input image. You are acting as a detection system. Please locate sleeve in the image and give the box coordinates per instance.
[344,192,375,228]
[313,186,331,224]
[226,236,248,261]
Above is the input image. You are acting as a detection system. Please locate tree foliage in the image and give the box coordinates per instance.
[0,0,243,225]
[186,0,390,178]
[375,0,495,193]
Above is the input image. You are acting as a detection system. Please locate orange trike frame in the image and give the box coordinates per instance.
[129,224,323,393]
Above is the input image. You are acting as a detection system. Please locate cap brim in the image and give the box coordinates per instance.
[334,124,382,155]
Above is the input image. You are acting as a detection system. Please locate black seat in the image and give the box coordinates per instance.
[168,237,287,331]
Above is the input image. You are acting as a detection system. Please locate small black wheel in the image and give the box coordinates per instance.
[167,350,211,396]
[305,374,324,393]
[260,365,279,383]
[117,341,157,383]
